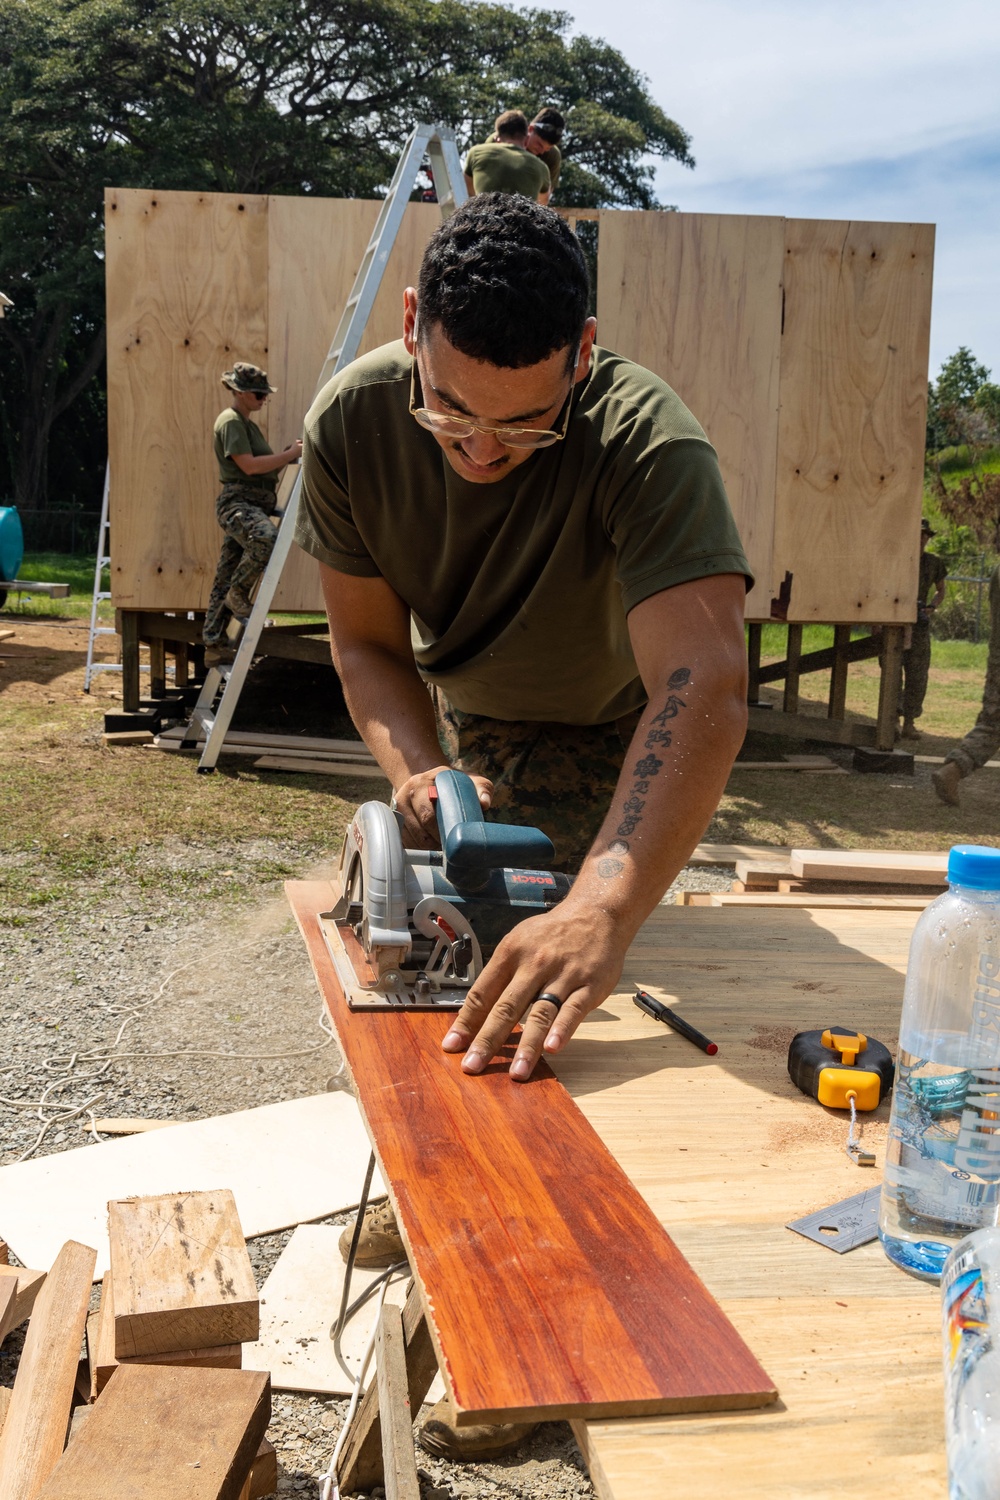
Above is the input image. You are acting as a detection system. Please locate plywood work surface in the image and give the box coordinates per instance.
[543,903,943,1499]
[286,881,778,1426]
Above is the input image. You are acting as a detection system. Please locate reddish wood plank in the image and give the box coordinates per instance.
[286,881,777,1424]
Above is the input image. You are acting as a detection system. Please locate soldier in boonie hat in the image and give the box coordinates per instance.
[221,361,277,395]
[203,359,301,664]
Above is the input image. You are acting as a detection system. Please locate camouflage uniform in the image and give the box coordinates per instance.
[203,482,279,645]
[901,549,949,724]
[430,685,643,872]
[945,565,1000,778]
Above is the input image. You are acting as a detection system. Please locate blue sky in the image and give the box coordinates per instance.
[556,0,1000,381]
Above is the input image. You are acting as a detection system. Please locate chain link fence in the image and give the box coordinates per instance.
[14,508,101,556]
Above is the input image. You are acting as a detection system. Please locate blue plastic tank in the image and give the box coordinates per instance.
[0,507,23,583]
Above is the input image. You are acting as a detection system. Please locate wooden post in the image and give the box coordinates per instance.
[119,611,140,712]
[782,624,803,716]
[875,624,906,751]
[828,625,852,720]
[746,624,762,703]
[338,1282,439,1496]
[148,636,166,700]
[173,642,190,689]
[375,1303,421,1500]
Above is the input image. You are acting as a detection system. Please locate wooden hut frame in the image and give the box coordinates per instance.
[105,189,934,748]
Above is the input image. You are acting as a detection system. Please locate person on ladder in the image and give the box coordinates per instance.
[202,362,302,667]
[296,194,751,1462]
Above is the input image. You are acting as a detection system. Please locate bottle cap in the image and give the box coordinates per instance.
[948,844,1000,889]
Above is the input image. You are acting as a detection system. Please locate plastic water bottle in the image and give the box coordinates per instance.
[942,1228,1000,1498]
[879,844,1000,1282]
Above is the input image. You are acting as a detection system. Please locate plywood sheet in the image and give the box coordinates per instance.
[773,218,935,623]
[0,1094,384,1275]
[287,881,777,1425]
[596,211,784,618]
[244,1223,446,1400]
[268,196,439,610]
[106,188,269,611]
[544,903,943,1498]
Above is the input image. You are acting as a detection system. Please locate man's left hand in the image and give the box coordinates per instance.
[441,899,627,1081]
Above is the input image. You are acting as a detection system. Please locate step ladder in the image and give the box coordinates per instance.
[84,464,150,692]
[188,122,468,772]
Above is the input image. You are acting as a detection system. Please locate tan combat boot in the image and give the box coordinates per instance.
[932,761,963,807]
[338,1199,407,1268]
[418,1399,538,1460]
[900,719,921,739]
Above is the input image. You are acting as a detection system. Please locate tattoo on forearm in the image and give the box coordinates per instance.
[597,666,693,869]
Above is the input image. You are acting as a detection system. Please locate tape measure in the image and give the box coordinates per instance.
[787,1027,895,1166]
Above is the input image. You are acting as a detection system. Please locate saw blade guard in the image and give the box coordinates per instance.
[333,800,411,962]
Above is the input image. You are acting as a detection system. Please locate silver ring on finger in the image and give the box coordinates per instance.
[534,991,563,1011]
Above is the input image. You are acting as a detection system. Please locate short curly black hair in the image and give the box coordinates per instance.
[416,193,589,369]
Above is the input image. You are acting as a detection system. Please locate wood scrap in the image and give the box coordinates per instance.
[249,1439,277,1500]
[252,754,387,779]
[0,1238,97,1500]
[0,1243,6,1266]
[0,1267,45,1332]
[375,1303,420,1500]
[0,632,12,644]
[89,1268,242,1398]
[0,1284,15,1347]
[109,1189,259,1357]
[156,725,377,759]
[690,843,792,867]
[0,1389,8,1436]
[790,849,949,885]
[706,893,934,910]
[729,755,846,773]
[35,1363,270,1500]
[82,1117,176,1135]
[102,729,154,747]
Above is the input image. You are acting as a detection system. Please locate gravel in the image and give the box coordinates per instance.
[0,850,733,1497]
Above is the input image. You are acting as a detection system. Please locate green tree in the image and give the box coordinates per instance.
[926,346,994,452]
[0,0,692,513]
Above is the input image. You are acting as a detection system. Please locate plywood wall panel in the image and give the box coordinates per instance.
[106,189,269,609]
[773,219,935,623]
[596,211,785,618]
[266,197,439,610]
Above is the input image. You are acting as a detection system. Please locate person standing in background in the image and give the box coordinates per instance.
[464,111,550,203]
[525,107,565,199]
[899,518,948,739]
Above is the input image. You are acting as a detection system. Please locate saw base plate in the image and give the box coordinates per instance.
[319,914,467,1011]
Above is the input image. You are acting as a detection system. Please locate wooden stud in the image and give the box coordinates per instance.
[148,635,166,699]
[0,1283,15,1347]
[173,641,190,688]
[828,624,852,719]
[0,1242,8,1266]
[119,611,140,713]
[875,623,906,751]
[0,1238,97,1500]
[746,622,762,702]
[782,623,803,715]
[248,1438,278,1500]
[108,1190,259,1358]
[339,1280,439,1496]
[0,1267,46,1334]
[376,1303,420,1500]
[0,1389,9,1436]
[34,1363,270,1500]
[790,849,947,885]
[90,1272,244,1399]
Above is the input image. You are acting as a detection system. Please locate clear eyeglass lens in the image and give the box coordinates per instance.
[412,409,556,449]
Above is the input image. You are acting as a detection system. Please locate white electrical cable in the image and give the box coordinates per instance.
[318,1270,396,1500]
[0,937,336,1165]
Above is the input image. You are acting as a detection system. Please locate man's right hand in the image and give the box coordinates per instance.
[394,766,493,849]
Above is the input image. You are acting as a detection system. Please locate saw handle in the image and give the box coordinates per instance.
[433,770,555,887]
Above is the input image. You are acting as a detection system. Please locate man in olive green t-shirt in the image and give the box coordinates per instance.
[297,191,750,1091]
[464,109,550,202]
[525,106,564,197]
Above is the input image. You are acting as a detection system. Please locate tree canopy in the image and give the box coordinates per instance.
[0,0,693,511]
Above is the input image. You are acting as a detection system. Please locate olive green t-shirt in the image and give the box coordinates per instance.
[213,407,277,492]
[464,142,550,199]
[296,341,751,725]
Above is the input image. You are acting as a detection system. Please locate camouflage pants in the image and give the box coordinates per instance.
[430,685,643,872]
[946,652,1000,777]
[901,620,932,722]
[203,484,279,645]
